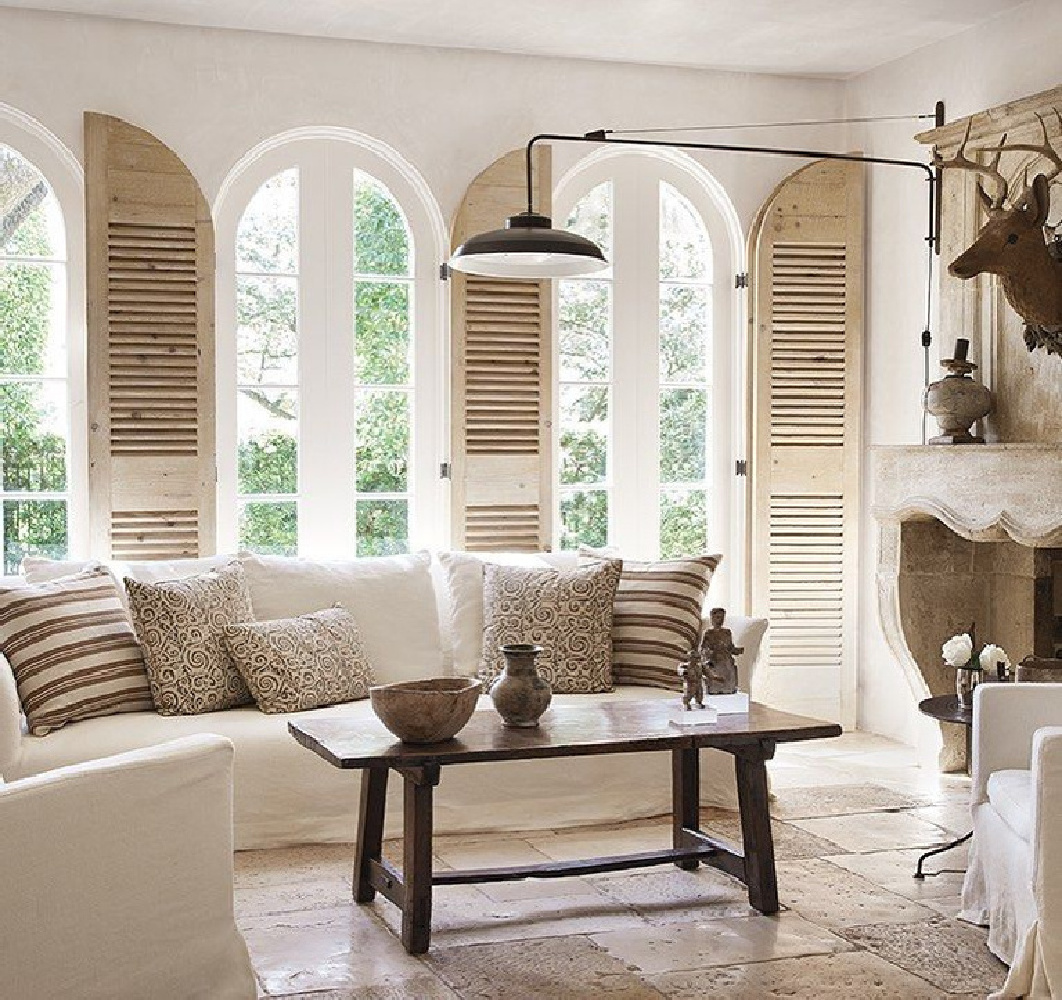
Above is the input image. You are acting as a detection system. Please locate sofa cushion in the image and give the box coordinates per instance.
[0,569,153,735]
[582,549,722,690]
[239,551,444,685]
[437,551,579,677]
[987,768,1033,843]
[223,607,375,714]
[126,563,255,715]
[481,559,622,693]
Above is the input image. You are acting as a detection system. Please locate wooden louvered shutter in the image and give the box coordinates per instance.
[85,112,216,560]
[748,159,864,726]
[449,148,553,551]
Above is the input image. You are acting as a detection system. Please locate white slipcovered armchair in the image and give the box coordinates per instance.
[961,682,1062,999]
[0,735,256,1000]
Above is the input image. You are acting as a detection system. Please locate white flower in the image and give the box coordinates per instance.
[942,633,974,667]
[980,644,1010,672]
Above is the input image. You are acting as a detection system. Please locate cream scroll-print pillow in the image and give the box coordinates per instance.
[125,562,255,715]
[223,606,375,714]
[480,559,622,694]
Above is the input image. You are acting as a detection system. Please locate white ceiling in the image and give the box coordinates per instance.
[0,0,1032,77]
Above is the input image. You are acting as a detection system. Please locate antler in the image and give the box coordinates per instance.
[931,118,1009,212]
[978,109,1062,210]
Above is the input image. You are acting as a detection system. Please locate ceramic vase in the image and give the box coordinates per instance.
[489,644,552,728]
[923,338,993,444]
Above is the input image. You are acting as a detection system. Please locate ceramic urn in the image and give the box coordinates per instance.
[923,338,993,444]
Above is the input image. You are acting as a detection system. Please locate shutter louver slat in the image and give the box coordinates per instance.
[86,112,216,560]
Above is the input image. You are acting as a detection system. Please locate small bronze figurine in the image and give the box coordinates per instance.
[698,607,744,696]
[678,655,705,711]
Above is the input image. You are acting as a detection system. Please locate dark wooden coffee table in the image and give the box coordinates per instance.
[290,699,841,954]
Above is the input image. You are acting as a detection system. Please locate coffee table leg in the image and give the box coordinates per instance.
[735,741,779,914]
[401,764,440,955]
[354,766,388,903]
[672,747,700,870]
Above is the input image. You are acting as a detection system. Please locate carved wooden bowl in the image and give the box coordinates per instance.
[370,677,483,744]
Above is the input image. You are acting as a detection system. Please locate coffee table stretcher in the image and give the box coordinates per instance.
[350,739,779,955]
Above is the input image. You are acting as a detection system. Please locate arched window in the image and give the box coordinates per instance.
[0,119,84,573]
[554,152,743,599]
[216,132,445,559]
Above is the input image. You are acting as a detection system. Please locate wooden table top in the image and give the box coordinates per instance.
[918,694,972,727]
[289,698,842,769]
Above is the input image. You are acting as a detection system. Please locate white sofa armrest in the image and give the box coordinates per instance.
[0,735,256,1000]
[0,655,24,776]
[972,683,1062,805]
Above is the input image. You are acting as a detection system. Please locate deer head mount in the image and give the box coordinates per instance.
[932,112,1062,356]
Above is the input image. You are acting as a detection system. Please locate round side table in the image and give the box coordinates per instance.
[914,693,973,880]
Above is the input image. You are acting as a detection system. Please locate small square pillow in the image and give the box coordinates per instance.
[581,548,722,691]
[222,606,376,714]
[480,559,622,694]
[125,562,255,715]
[0,568,153,735]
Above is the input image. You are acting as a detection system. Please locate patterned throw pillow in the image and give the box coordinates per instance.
[480,560,622,694]
[222,607,376,714]
[125,562,255,715]
[582,550,722,691]
[0,568,153,735]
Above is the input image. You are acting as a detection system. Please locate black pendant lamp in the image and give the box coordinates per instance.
[449,210,608,279]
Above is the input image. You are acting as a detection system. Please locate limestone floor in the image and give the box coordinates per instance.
[236,731,1006,999]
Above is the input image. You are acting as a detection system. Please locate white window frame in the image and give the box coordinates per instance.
[215,128,448,558]
[553,149,746,607]
[0,103,87,563]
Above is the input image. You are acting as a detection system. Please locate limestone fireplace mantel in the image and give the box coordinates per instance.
[873,444,1062,767]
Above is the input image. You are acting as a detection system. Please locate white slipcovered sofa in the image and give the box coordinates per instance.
[0,550,767,850]
[0,735,256,1000]
[961,682,1062,999]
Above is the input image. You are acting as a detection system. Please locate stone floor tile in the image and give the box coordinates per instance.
[699,809,845,860]
[824,848,968,900]
[474,873,608,903]
[770,783,931,819]
[921,893,964,919]
[425,935,666,1000]
[839,918,1007,995]
[775,858,940,929]
[236,876,351,922]
[589,866,753,925]
[788,810,954,853]
[239,905,428,995]
[591,912,851,975]
[647,950,945,999]
[235,844,353,889]
[266,978,459,999]
[372,880,645,948]
[525,822,673,862]
[432,835,552,872]
[765,761,866,789]
[908,802,973,835]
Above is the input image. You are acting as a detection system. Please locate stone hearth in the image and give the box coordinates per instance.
[873,444,1062,770]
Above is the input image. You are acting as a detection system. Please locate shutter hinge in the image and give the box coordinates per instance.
[439,262,451,281]
[735,459,748,477]
[735,272,749,289]
[439,462,452,480]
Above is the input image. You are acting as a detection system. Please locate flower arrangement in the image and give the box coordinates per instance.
[942,626,1011,706]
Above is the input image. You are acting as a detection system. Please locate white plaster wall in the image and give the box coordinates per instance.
[845,0,1062,750]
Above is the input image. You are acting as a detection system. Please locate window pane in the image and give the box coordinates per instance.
[559,490,608,550]
[0,381,66,492]
[659,387,707,483]
[356,498,408,556]
[660,284,709,383]
[559,385,608,486]
[660,488,707,558]
[355,281,410,385]
[558,280,610,382]
[353,171,410,277]
[565,181,612,262]
[355,391,409,493]
[660,182,711,280]
[0,261,65,377]
[0,146,63,259]
[237,275,298,386]
[236,169,297,274]
[237,389,297,495]
[3,499,66,574]
[239,501,297,556]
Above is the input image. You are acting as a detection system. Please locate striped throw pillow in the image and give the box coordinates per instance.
[582,550,722,690]
[0,569,153,735]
